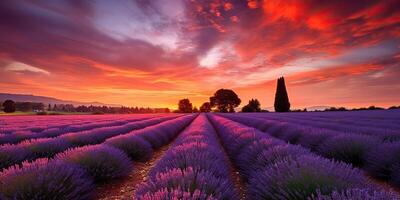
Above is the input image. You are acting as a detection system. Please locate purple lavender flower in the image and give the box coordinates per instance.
[58,116,176,147]
[236,138,285,177]
[247,155,369,200]
[317,134,380,167]
[0,133,18,145]
[365,141,400,180]
[249,144,312,173]
[0,158,94,200]
[105,134,153,162]
[149,142,229,178]
[136,168,239,200]
[55,145,132,182]
[136,130,166,149]
[277,124,308,144]
[137,187,218,200]
[309,188,399,200]
[135,115,195,149]
[0,144,29,170]
[23,137,72,160]
[297,129,337,151]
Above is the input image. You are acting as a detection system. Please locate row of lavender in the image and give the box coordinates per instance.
[0,114,157,134]
[0,114,195,199]
[134,114,239,199]
[0,116,174,170]
[241,111,400,139]
[221,113,400,189]
[0,114,166,137]
[273,112,400,129]
[0,115,105,132]
[208,114,398,199]
[285,109,400,120]
[0,115,158,145]
[253,113,400,131]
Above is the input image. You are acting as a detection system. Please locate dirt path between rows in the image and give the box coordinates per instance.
[93,144,172,200]
[229,162,247,200]
[206,115,247,199]
[365,173,400,195]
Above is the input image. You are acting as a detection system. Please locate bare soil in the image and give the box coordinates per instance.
[93,144,171,200]
[365,172,400,195]
[207,116,247,199]
[230,166,247,200]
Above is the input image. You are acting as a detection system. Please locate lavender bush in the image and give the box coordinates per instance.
[59,117,172,146]
[136,168,238,200]
[136,115,194,149]
[277,124,308,144]
[250,144,312,171]
[0,138,72,170]
[0,144,29,170]
[23,137,73,160]
[0,133,18,145]
[105,134,153,161]
[0,131,39,145]
[55,145,132,182]
[247,155,369,200]
[0,159,94,200]
[136,130,166,149]
[297,130,337,151]
[365,141,400,180]
[148,142,229,178]
[235,138,285,178]
[317,134,380,167]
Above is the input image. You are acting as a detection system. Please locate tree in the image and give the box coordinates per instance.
[193,106,199,113]
[199,102,212,112]
[274,77,290,112]
[16,102,32,112]
[32,103,44,111]
[178,98,193,113]
[3,100,16,113]
[324,107,347,112]
[210,89,241,113]
[242,99,261,112]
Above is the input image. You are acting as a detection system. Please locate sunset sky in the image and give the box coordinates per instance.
[0,0,399,109]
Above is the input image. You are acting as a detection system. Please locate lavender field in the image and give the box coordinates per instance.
[1,111,400,200]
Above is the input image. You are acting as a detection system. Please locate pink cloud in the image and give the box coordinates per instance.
[0,0,399,108]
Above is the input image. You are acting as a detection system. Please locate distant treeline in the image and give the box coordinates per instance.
[291,105,400,112]
[176,77,292,113]
[175,76,400,113]
[0,100,170,114]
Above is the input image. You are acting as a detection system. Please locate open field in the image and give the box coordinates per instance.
[0,111,94,116]
[1,111,400,199]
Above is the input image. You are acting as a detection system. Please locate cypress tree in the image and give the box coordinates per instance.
[274,77,290,112]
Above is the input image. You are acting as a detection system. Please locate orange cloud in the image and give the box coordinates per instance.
[0,0,399,109]
[262,0,305,22]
